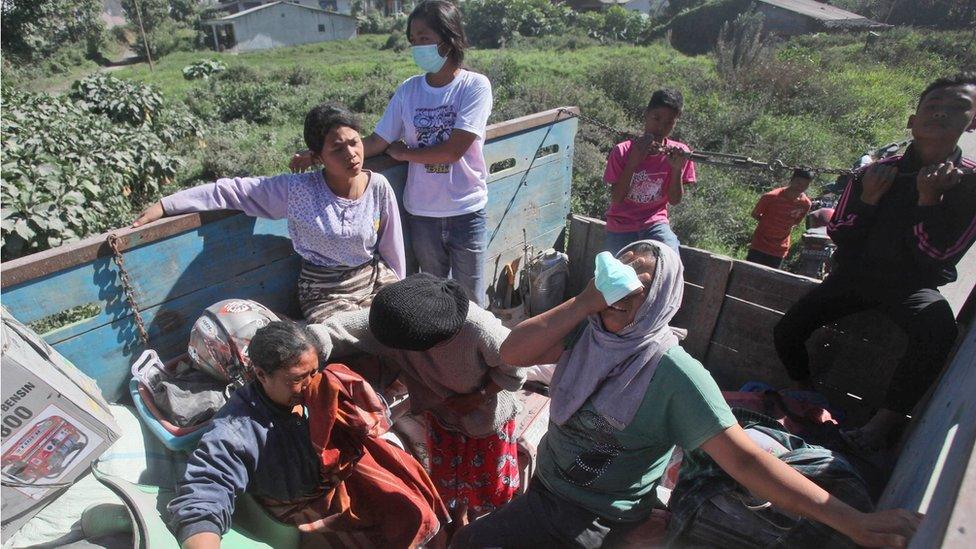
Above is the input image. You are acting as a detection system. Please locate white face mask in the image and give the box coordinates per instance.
[411,44,447,74]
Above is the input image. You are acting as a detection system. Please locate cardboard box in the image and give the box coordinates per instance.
[1,308,121,543]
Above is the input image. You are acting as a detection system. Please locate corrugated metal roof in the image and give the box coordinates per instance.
[756,0,874,22]
[203,1,355,23]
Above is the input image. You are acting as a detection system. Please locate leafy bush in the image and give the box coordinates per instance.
[715,11,767,80]
[662,0,753,55]
[586,7,655,44]
[358,12,405,34]
[463,0,573,48]
[214,82,282,123]
[275,66,315,87]
[196,123,282,181]
[133,19,197,59]
[218,64,261,83]
[352,65,398,114]
[1,86,197,259]
[183,59,227,80]
[382,31,410,52]
[70,74,164,126]
[1,0,105,62]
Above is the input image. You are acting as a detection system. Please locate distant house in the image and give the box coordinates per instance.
[752,0,889,34]
[202,1,357,52]
[622,0,669,16]
[210,0,407,16]
[212,0,355,16]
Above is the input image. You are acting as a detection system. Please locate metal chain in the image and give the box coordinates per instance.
[558,108,854,176]
[107,234,150,346]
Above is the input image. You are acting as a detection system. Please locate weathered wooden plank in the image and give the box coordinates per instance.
[2,215,294,329]
[705,296,793,390]
[581,218,606,284]
[485,107,579,141]
[47,255,302,402]
[879,322,976,549]
[678,247,714,287]
[1,211,238,289]
[940,442,976,548]
[671,282,703,332]
[683,255,733,361]
[566,215,597,296]
[725,260,817,313]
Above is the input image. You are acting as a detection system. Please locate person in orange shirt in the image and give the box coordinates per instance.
[746,169,814,269]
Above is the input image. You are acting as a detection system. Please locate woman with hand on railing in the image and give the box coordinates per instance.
[290,0,493,307]
[133,104,404,322]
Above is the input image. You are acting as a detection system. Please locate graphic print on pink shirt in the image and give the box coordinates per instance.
[627,169,668,204]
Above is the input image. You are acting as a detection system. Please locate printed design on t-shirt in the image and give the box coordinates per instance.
[627,170,667,204]
[790,206,808,221]
[414,105,456,174]
[558,410,624,487]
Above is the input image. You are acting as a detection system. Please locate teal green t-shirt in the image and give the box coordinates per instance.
[535,346,736,522]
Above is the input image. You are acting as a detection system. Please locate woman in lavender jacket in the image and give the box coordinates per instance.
[133,104,405,322]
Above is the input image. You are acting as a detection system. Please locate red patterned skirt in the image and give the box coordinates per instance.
[426,413,520,516]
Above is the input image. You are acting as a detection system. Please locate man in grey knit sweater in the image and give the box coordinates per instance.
[308,273,527,527]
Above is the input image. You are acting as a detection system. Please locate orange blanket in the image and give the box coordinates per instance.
[260,364,448,548]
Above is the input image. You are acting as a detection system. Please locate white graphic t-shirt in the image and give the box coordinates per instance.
[374,70,492,217]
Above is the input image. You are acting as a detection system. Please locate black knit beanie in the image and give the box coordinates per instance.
[369,273,470,351]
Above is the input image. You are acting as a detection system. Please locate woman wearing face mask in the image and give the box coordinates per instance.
[134,104,405,322]
[454,240,922,549]
[291,0,492,307]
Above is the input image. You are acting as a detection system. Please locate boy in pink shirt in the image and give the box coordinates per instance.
[603,89,697,254]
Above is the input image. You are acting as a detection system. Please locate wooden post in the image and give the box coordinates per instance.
[132,0,154,72]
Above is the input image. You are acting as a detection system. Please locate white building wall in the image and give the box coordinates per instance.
[231,4,357,52]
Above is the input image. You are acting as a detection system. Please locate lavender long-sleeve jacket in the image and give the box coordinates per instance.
[161,170,405,278]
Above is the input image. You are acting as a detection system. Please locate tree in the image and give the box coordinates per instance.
[119,0,169,33]
[169,0,200,23]
[715,11,766,80]
[0,0,104,61]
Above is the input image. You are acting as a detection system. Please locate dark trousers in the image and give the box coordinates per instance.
[773,274,958,414]
[746,248,784,269]
[451,479,639,549]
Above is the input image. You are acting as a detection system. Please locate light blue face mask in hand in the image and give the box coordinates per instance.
[411,44,447,74]
[594,251,643,306]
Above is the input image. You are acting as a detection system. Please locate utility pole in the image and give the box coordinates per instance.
[132,0,155,72]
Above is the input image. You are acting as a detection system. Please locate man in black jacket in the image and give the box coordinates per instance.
[774,73,976,451]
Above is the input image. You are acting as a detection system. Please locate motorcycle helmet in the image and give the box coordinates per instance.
[187,299,280,386]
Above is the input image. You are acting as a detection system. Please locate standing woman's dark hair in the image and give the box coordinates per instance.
[407,0,468,64]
